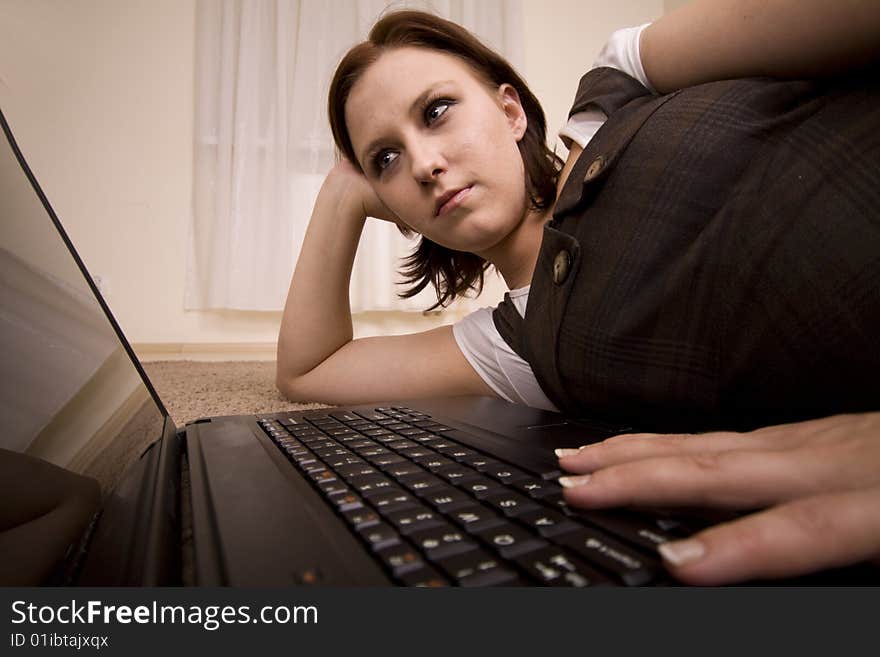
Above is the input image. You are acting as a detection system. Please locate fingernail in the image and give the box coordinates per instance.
[555,448,580,458]
[658,539,706,567]
[558,474,591,488]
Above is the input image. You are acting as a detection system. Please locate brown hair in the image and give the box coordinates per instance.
[328,10,561,309]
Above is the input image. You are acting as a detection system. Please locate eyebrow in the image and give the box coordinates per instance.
[359,81,455,166]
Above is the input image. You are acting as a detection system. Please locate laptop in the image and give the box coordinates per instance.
[1,107,875,588]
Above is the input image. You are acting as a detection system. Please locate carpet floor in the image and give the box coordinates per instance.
[142,360,327,426]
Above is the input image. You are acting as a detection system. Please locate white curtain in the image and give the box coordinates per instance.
[186,0,523,312]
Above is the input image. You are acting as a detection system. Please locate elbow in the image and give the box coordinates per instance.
[275,363,319,403]
[275,364,300,402]
[275,340,301,400]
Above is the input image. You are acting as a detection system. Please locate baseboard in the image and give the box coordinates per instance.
[133,342,277,362]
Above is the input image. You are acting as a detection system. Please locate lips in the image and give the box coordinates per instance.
[435,186,472,217]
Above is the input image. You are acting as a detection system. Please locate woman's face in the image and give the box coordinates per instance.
[345,47,530,257]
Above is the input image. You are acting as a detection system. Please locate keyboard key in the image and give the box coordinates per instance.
[382,462,426,479]
[436,548,519,587]
[420,438,453,450]
[303,461,328,474]
[374,433,406,444]
[358,446,393,458]
[337,434,366,444]
[419,423,452,432]
[383,422,409,431]
[433,464,481,484]
[411,433,440,444]
[473,523,548,558]
[514,546,613,587]
[409,524,477,560]
[420,488,473,512]
[413,455,455,471]
[458,455,499,471]
[327,491,362,512]
[456,476,503,499]
[577,509,683,552]
[516,508,580,538]
[357,522,401,551]
[308,468,337,484]
[384,507,444,535]
[482,492,540,518]
[343,420,374,430]
[513,478,561,499]
[543,493,576,516]
[325,455,365,469]
[368,454,407,468]
[376,542,424,575]
[398,428,428,438]
[482,464,530,484]
[305,415,338,425]
[435,445,479,460]
[398,447,435,459]
[385,439,420,451]
[397,566,450,587]
[396,473,445,494]
[329,412,361,423]
[316,479,348,496]
[555,527,662,586]
[292,455,317,468]
[411,419,442,429]
[283,445,310,458]
[334,463,379,479]
[290,428,322,438]
[448,505,506,533]
[278,417,309,427]
[313,447,351,459]
[349,474,397,496]
[342,507,380,529]
[354,410,391,422]
[370,491,421,514]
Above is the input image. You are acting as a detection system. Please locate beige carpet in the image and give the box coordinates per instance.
[142,360,328,426]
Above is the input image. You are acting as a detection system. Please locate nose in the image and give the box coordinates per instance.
[409,139,446,184]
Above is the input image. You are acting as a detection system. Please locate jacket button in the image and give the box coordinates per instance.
[585,156,604,181]
[553,250,571,285]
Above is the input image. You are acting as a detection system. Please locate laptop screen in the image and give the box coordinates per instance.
[0,108,166,497]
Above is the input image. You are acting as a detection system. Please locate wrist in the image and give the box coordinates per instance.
[316,173,369,226]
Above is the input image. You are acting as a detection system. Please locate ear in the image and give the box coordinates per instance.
[498,83,527,142]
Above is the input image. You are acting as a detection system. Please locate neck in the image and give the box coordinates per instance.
[479,206,550,290]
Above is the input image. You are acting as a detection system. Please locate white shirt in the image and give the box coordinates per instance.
[452,24,651,411]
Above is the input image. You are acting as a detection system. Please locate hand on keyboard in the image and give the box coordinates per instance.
[556,412,880,585]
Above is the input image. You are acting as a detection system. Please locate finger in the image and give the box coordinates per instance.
[655,486,880,585]
[555,415,863,475]
[557,427,797,475]
[560,447,842,510]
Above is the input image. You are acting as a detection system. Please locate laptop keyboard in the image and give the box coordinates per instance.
[258,406,690,586]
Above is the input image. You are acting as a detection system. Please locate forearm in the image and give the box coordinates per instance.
[642,0,880,93]
[276,179,366,387]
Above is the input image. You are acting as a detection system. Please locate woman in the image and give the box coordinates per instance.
[277,1,880,584]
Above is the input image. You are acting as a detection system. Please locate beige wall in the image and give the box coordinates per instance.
[522,0,663,159]
[0,0,663,346]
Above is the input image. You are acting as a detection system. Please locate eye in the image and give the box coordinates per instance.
[374,149,399,173]
[424,99,452,125]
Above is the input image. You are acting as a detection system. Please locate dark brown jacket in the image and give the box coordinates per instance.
[494,67,880,432]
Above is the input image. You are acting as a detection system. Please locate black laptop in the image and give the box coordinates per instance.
[2,107,875,588]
